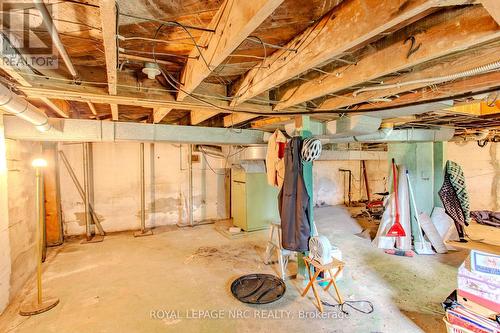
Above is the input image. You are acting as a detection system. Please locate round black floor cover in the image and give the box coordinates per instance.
[230,274,286,304]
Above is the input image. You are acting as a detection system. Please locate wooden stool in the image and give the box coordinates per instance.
[301,256,344,312]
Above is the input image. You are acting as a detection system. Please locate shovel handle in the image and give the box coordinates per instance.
[392,159,400,223]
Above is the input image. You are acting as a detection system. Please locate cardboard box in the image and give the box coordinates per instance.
[471,250,500,276]
[458,263,500,313]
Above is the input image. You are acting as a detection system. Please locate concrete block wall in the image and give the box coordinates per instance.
[59,142,228,235]
[0,117,41,314]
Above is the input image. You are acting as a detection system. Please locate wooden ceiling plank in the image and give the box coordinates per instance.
[0,35,70,118]
[190,110,219,125]
[229,0,457,107]
[19,84,274,115]
[87,101,98,115]
[41,98,71,118]
[318,43,500,110]
[481,0,500,25]
[176,0,284,101]
[356,71,500,110]
[99,0,118,120]
[153,107,172,123]
[277,6,500,110]
[223,113,258,127]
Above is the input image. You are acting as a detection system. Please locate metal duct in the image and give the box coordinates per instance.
[3,116,265,144]
[33,0,79,81]
[326,127,455,143]
[326,115,382,136]
[0,83,51,132]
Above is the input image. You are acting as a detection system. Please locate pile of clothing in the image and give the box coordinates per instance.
[265,130,321,252]
[471,211,500,228]
[442,249,500,332]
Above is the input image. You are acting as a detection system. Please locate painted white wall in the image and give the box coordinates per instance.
[0,133,41,314]
[0,118,10,314]
[59,142,227,235]
[312,159,388,207]
[447,141,499,211]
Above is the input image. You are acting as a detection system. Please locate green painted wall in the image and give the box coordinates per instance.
[388,142,445,243]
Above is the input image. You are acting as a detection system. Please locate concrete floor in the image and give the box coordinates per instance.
[0,206,471,333]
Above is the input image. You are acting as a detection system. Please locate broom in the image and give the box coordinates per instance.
[387,159,406,237]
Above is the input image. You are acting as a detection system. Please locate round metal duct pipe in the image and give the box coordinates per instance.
[0,83,51,132]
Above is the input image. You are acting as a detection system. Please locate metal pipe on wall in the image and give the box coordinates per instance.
[134,143,153,237]
[82,143,91,240]
[140,142,145,231]
[33,0,79,81]
[0,83,51,132]
[188,144,193,227]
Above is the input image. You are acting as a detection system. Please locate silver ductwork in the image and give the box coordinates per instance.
[0,83,51,132]
[325,127,455,143]
[3,116,265,144]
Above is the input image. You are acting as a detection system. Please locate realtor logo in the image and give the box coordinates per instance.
[1,0,58,69]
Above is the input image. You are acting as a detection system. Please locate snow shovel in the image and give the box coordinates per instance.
[405,170,434,255]
[387,159,406,237]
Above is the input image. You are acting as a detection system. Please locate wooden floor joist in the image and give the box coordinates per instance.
[276,6,500,110]
[317,43,500,111]
[18,84,274,116]
[357,71,500,110]
[481,0,500,25]
[190,110,220,125]
[229,0,457,107]
[176,0,284,101]
[153,107,172,123]
[99,0,119,120]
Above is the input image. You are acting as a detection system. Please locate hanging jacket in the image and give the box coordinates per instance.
[265,129,287,189]
[278,136,311,251]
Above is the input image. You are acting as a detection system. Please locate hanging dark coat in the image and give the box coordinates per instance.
[278,136,311,251]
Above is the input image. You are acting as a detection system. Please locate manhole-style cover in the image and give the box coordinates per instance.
[230,274,286,304]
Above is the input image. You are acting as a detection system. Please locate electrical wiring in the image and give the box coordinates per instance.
[353,61,500,96]
[230,12,334,101]
[117,35,203,48]
[119,48,198,60]
[119,12,215,33]
[246,36,298,52]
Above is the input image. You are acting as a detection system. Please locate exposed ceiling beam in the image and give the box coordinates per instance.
[445,101,500,116]
[229,0,456,107]
[317,43,500,111]
[223,113,260,127]
[87,102,98,116]
[190,110,220,125]
[176,0,284,101]
[153,107,172,123]
[251,116,292,129]
[357,71,500,110]
[41,98,71,118]
[481,0,500,24]
[18,84,274,115]
[276,6,500,110]
[99,0,118,120]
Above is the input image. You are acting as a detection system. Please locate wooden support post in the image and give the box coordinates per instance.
[99,0,119,120]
